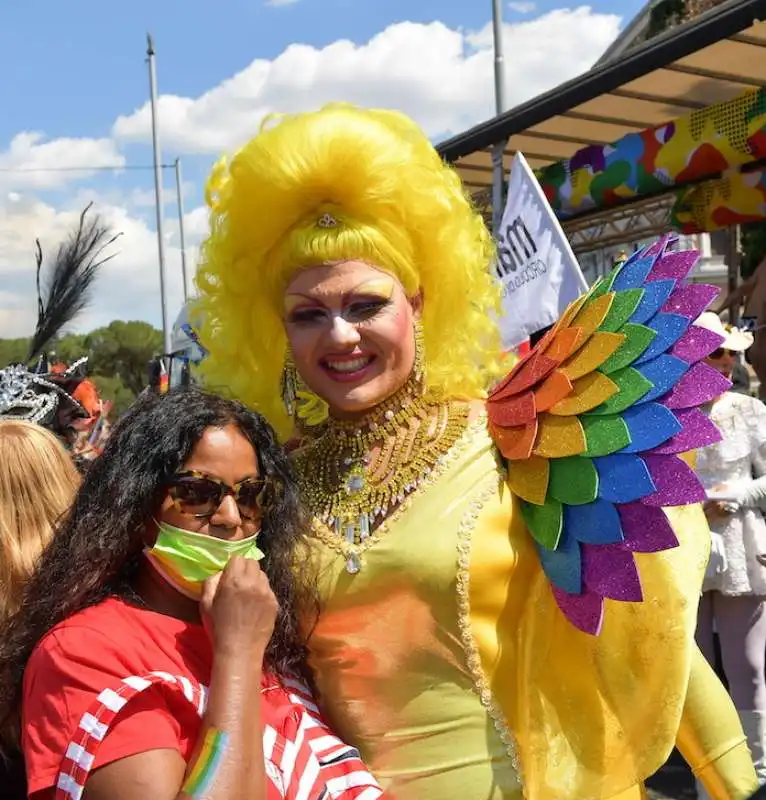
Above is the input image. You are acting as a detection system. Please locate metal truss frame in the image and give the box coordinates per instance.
[563,193,676,255]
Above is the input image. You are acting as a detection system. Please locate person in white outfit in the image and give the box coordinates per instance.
[695,311,766,796]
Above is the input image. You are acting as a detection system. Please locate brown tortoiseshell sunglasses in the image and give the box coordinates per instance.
[165,470,279,520]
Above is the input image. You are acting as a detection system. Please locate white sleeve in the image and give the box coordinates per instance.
[732,397,766,508]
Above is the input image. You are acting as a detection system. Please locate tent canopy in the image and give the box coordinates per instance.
[437,0,766,207]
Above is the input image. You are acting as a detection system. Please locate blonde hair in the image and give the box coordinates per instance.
[196,103,504,439]
[0,421,80,620]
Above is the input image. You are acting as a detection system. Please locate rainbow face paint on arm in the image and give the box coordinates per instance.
[182,727,230,798]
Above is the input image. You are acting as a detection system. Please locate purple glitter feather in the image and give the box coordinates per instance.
[618,502,679,552]
[643,454,707,506]
[552,586,604,635]
[648,408,721,455]
[647,249,700,282]
[661,284,719,320]
[620,248,646,269]
[671,325,726,364]
[662,362,732,409]
[582,544,643,601]
[643,236,670,259]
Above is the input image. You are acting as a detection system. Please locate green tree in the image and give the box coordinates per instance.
[0,338,30,367]
[84,321,163,396]
[740,221,766,280]
[91,373,136,418]
[52,333,89,365]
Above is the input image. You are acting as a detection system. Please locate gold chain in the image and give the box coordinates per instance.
[293,386,470,573]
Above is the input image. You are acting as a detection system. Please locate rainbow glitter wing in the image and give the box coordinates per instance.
[488,235,729,635]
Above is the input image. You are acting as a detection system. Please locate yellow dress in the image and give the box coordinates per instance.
[304,417,757,799]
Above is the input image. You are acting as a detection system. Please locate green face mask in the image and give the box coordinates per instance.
[144,520,265,600]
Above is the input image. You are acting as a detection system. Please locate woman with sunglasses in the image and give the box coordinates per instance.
[0,386,382,800]
[694,312,766,795]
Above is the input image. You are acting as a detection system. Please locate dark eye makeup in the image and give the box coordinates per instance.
[288,307,326,324]
[287,298,391,325]
[347,299,390,320]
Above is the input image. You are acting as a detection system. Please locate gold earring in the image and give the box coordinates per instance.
[281,348,329,426]
[413,321,426,394]
[281,349,299,418]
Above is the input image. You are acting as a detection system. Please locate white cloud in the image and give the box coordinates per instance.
[508,2,536,12]
[113,8,620,154]
[2,7,622,337]
[119,182,195,211]
[265,0,301,6]
[0,193,201,339]
[0,133,125,192]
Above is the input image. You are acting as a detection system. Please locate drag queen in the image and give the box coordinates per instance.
[195,104,757,798]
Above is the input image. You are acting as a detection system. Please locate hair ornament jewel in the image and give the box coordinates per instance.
[0,365,62,423]
[317,212,338,229]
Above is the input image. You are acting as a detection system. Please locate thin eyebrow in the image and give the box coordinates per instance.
[285,288,391,309]
[285,292,324,303]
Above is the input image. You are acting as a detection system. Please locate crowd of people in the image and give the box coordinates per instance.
[1,104,766,800]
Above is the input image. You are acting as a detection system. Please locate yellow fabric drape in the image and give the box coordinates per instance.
[306,423,756,798]
[678,649,758,799]
[472,467,756,798]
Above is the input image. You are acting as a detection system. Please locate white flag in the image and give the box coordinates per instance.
[493,152,588,350]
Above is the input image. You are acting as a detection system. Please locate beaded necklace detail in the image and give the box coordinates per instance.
[293,385,470,574]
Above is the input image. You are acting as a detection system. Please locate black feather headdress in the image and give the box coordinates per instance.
[0,204,121,443]
[27,203,122,366]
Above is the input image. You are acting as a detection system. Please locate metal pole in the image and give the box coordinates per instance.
[175,157,190,303]
[727,224,741,325]
[491,143,506,237]
[492,0,507,115]
[147,33,171,355]
[491,0,508,237]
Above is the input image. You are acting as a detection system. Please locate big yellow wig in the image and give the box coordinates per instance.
[196,103,504,439]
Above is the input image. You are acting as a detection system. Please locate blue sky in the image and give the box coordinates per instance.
[0,0,642,336]
[0,0,642,140]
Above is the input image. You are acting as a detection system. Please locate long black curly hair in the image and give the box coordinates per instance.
[0,386,315,750]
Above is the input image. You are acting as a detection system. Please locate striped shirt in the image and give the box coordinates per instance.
[21,597,383,800]
[55,669,384,800]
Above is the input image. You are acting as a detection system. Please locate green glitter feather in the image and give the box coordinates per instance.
[600,324,657,374]
[549,457,599,505]
[588,367,653,415]
[521,498,563,550]
[581,415,632,457]
[600,289,644,333]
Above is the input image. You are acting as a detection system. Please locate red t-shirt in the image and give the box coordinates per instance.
[23,596,384,800]
[23,597,212,794]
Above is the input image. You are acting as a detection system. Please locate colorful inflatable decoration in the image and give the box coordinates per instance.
[672,167,766,233]
[537,87,766,222]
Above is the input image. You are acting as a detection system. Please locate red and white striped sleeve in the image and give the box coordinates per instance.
[264,677,384,800]
[54,671,385,800]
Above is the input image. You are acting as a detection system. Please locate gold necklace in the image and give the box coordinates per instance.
[293,386,470,574]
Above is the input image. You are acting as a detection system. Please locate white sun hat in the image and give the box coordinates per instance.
[695,311,754,352]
